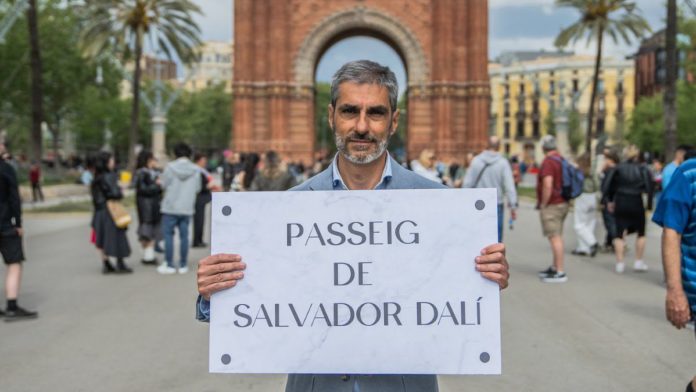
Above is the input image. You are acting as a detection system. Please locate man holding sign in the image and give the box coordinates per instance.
[196,60,509,392]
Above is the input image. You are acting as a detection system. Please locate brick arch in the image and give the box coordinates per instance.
[292,6,429,88]
[232,0,490,165]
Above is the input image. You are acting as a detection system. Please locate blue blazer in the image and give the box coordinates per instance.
[198,155,445,392]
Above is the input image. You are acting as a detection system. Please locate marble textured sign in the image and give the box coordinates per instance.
[209,188,500,375]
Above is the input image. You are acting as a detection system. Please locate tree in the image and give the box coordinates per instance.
[664,0,678,162]
[554,0,650,159]
[628,84,696,155]
[26,0,44,162]
[166,84,232,152]
[79,0,202,170]
[314,82,332,155]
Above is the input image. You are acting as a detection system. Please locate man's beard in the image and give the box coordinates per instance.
[334,126,391,165]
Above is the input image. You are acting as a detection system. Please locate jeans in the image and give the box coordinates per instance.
[162,214,191,268]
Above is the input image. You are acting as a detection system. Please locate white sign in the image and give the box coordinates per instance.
[209,189,500,375]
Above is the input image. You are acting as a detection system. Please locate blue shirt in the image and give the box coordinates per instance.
[652,158,696,311]
[662,162,678,190]
[196,153,395,320]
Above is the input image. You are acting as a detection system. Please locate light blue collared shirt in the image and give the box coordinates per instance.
[331,152,393,190]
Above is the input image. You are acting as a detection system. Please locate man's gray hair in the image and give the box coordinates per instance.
[330,60,399,112]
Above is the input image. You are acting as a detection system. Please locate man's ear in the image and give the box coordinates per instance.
[328,104,335,129]
[390,109,400,136]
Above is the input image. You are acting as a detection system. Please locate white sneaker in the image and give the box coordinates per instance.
[157,264,177,275]
[633,260,649,272]
[178,267,189,274]
[615,262,625,274]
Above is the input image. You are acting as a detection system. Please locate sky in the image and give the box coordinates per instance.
[191,0,670,91]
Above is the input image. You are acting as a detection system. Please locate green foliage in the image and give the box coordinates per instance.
[544,113,556,136]
[0,2,139,160]
[314,82,333,154]
[568,110,583,153]
[166,84,232,153]
[627,83,696,155]
[554,0,652,49]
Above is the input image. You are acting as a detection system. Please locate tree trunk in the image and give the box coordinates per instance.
[586,26,604,161]
[127,28,143,172]
[26,0,44,162]
[664,0,678,162]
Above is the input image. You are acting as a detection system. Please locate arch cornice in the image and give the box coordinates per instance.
[293,6,430,88]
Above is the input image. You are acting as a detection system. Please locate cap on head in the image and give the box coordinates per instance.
[541,135,557,151]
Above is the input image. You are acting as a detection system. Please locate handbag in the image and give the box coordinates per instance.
[106,200,132,229]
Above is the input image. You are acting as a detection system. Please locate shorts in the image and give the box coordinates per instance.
[540,202,569,237]
[0,228,25,264]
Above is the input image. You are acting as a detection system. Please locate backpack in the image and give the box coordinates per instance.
[550,156,584,200]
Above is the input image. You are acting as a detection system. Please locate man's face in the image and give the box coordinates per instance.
[328,82,399,165]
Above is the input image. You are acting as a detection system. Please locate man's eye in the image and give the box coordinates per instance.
[341,107,358,114]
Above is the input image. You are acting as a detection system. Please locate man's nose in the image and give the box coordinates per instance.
[355,111,368,134]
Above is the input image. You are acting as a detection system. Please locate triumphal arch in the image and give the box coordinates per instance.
[232,0,489,163]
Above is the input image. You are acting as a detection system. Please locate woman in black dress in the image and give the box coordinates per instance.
[603,145,653,274]
[91,152,132,274]
[134,150,162,265]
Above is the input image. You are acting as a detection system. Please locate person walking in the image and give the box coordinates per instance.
[0,142,38,321]
[90,152,132,274]
[662,144,692,190]
[651,149,696,392]
[158,143,201,274]
[134,150,162,265]
[603,145,654,273]
[249,150,297,191]
[29,161,43,202]
[599,148,620,253]
[536,135,570,283]
[231,153,261,192]
[571,153,599,257]
[463,135,517,242]
[192,153,213,248]
[221,150,240,192]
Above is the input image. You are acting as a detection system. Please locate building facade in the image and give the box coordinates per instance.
[184,41,234,93]
[489,53,635,161]
[634,29,692,101]
[232,0,490,164]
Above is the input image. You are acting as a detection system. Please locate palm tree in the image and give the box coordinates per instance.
[663,0,678,162]
[79,0,202,170]
[26,0,44,163]
[554,0,650,157]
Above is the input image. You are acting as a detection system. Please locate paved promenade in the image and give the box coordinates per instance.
[1,201,694,391]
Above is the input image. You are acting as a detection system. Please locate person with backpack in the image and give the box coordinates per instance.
[603,145,654,274]
[464,136,518,242]
[536,135,570,283]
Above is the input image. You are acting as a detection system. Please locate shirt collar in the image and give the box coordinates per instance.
[331,152,393,190]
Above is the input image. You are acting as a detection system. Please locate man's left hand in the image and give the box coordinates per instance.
[476,243,509,290]
[16,228,23,237]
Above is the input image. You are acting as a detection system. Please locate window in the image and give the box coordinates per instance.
[549,80,555,95]
[504,121,510,138]
[532,120,540,138]
[572,79,579,93]
[504,102,510,117]
[532,99,540,114]
[596,117,605,134]
[617,97,624,114]
[517,120,525,137]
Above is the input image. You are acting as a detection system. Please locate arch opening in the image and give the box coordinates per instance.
[314,35,409,161]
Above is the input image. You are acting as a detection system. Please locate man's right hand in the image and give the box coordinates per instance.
[197,254,246,301]
[666,287,691,329]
